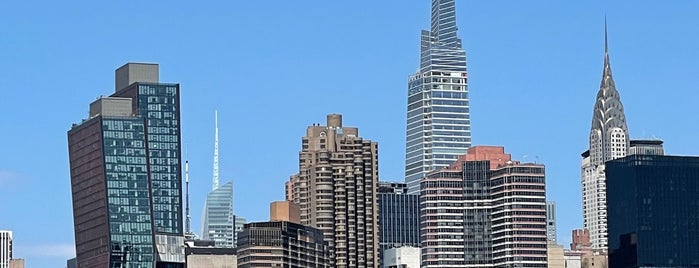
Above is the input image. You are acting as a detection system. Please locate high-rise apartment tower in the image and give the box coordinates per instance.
[68,63,185,267]
[405,0,471,193]
[0,231,11,268]
[581,22,629,251]
[286,114,379,267]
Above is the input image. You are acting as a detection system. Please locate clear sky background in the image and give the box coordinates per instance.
[1,1,697,267]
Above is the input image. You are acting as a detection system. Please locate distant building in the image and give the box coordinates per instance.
[185,240,236,268]
[571,229,592,252]
[547,243,564,268]
[66,258,76,268]
[0,231,11,268]
[628,139,664,156]
[67,63,185,267]
[420,146,548,267]
[383,246,420,268]
[377,182,419,268]
[270,201,300,224]
[8,259,23,268]
[563,250,583,268]
[404,0,472,194]
[547,201,557,243]
[202,112,246,248]
[237,221,329,267]
[606,154,699,267]
[581,23,630,252]
[285,114,379,267]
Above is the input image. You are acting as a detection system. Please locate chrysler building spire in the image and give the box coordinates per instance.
[582,20,630,252]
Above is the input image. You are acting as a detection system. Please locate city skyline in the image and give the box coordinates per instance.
[1,1,698,267]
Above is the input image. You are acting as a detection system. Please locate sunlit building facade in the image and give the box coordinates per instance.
[405,0,471,193]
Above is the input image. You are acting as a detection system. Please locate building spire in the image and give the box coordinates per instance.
[603,16,612,79]
[213,110,219,190]
[185,160,194,239]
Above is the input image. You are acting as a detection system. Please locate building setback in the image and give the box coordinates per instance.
[377,181,419,268]
[581,23,630,252]
[420,146,547,268]
[67,63,184,268]
[286,114,379,267]
[405,0,472,193]
[606,155,699,267]
[236,221,329,268]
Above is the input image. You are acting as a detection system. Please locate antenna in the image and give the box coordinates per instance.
[185,160,193,239]
[213,110,220,190]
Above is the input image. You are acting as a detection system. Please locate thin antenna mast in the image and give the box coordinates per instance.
[213,110,220,190]
[185,160,193,239]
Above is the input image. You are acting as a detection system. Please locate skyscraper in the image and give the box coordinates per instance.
[377,182,420,267]
[286,114,379,267]
[0,231,11,268]
[237,221,330,268]
[547,201,557,243]
[201,111,246,247]
[405,0,471,193]
[68,63,185,267]
[606,155,699,267]
[420,146,547,268]
[581,22,629,251]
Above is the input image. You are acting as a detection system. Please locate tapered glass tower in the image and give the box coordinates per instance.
[405,0,471,193]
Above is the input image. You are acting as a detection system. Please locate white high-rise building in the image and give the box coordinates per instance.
[383,246,420,268]
[0,231,11,268]
[581,22,629,251]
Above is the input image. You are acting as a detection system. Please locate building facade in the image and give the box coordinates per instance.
[606,155,699,267]
[7,259,23,268]
[184,240,237,268]
[236,221,329,268]
[0,231,10,268]
[67,63,185,268]
[286,114,379,267]
[383,246,420,268]
[420,146,547,268]
[405,0,472,193]
[201,181,238,248]
[378,182,419,267]
[581,25,629,251]
[546,202,557,243]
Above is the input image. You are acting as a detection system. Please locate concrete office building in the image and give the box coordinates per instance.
[563,251,583,268]
[383,246,420,268]
[420,146,547,268]
[546,202,557,243]
[67,63,184,267]
[377,182,419,268]
[581,23,630,252]
[405,0,472,193]
[237,221,329,268]
[286,114,379,267]
[606,155,699,267]
[0,231,10,268]
[185,240,236,268]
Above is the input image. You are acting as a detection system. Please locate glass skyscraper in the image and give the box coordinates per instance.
[68,63,185,268]
[405,0,471,193]
[606,155,699,267]
[201,181,246,248]
[377,182,420,268]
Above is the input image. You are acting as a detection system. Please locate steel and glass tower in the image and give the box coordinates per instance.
[581,22,629,252]
[405,0,471,193]
[68,63,185,268]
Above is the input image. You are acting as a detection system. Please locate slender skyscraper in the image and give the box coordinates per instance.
[201,111,246,247]
[405,0,471,193]
[581,21,630,252]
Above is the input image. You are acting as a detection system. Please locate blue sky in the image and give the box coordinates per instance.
[1,1,697,266]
